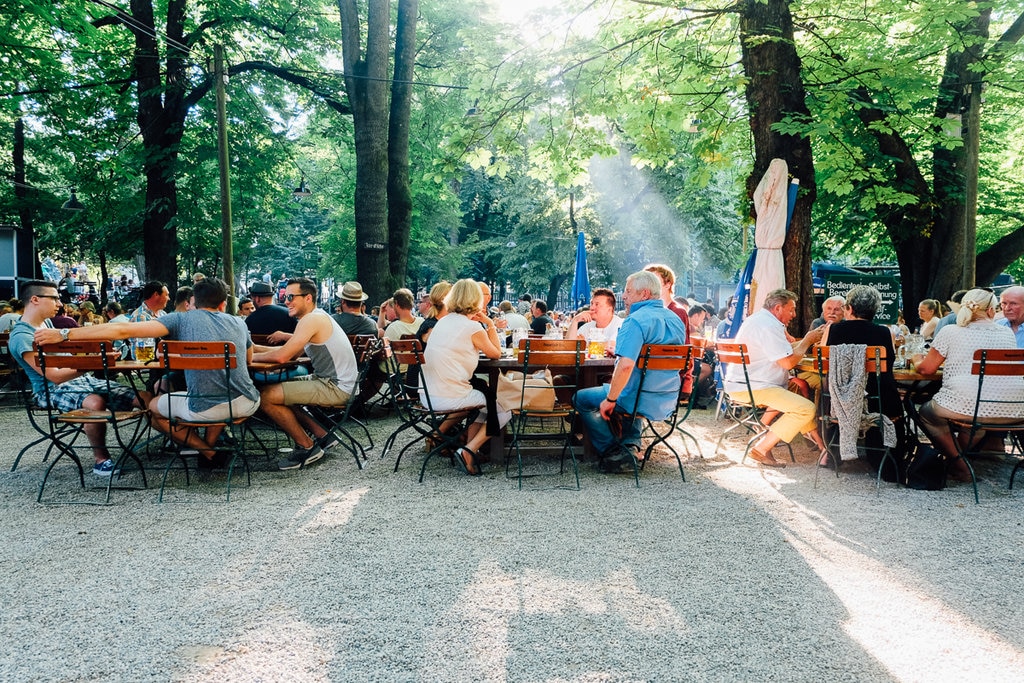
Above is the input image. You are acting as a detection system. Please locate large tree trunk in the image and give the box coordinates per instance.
[932,7,990,291]
[340,0,392,304]
[739,0,817,332]
[130,0,188,288]
[386,0,417,295]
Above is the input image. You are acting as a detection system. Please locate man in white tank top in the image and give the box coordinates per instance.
[253,277,358,470]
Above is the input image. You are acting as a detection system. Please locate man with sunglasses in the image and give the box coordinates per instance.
[252,277,358,470]
[12,280,150,477]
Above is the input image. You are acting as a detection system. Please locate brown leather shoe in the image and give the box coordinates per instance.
[749,448,786,468]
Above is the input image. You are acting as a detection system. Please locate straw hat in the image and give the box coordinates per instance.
[341,281,369,303]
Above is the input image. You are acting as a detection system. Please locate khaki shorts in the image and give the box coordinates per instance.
[279,376,352,408]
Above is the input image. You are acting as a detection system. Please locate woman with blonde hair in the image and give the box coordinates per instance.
[913,288,1024,480]
[416,280,451,345]
[420,278,508,475]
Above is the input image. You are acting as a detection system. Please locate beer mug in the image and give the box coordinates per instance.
[134,338,156,363]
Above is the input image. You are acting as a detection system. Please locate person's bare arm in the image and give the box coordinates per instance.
[34,320,169,346]
[252,316,316,363]
[777,326,825,371]
[470,312,502,359]
[913,348,944,375]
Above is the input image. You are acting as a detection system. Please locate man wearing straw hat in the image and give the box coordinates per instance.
[332,281,377,337]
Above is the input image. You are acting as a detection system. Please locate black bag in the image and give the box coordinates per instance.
[903,443,946,490]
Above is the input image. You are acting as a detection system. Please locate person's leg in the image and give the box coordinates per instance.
[79,393,111,464]
[149,394,218,459]
[573,385,617,456]
[258,382,316,449]
[918,400,960,459]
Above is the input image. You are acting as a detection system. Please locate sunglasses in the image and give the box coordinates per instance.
[283,293,307,303]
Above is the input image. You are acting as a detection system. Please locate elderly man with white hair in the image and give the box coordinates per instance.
[997,285,1024,348]
[810,295,846,330]
[573,270,688,474]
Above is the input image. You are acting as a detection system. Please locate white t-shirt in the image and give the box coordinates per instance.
[385,317,423,341]
[930,321,1024,418]
[421,313,482,402]
[577,315,624,343]
[725,308,792,391]
[503,312,530,330]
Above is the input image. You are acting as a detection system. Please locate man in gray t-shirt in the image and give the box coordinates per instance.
[34,278,259,468]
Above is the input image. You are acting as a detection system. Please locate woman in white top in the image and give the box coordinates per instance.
[914,289,1024,479]
[420,278,509,475]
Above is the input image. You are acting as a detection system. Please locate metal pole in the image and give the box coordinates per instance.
[215,45,236,313]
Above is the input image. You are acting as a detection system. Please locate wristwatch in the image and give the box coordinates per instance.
[59,328,70,342]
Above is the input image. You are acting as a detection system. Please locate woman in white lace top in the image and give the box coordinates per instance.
[913,289,1024,479]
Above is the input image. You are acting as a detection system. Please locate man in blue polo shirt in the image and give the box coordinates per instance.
[573,270,688,473]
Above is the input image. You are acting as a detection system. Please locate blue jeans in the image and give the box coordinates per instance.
[574,386,640,457]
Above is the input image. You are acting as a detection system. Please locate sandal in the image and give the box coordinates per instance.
[453,448,480,476]
[749,448,786,468]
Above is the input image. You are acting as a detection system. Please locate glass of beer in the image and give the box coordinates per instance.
[134,338,156,363]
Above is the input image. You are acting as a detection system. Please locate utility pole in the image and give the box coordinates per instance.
[215,45,235,312]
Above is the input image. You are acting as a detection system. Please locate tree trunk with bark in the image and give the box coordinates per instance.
[739,0,817,332]
[386,0,417,295]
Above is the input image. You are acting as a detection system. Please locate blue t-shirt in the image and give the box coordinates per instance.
[614,299,688,419]
[9,320,48,397]
[159,310,260,412]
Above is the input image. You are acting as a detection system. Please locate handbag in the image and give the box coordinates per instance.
[903,442,946,491]
[496,368,556,412]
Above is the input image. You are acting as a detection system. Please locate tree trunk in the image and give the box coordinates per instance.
[13,118,41,283]
[386,0,417,295]
[130,0,188,288]
[739,0,817,332]
[932,7,990,291]
[339,0,392,304]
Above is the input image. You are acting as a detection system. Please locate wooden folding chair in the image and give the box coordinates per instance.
[35,341,149,504]
[628,344,694,486]
[504,338,585,490]
[714,342,794,464]
[386,338,484,482]
[947,348,1024,504]
[814,345,899,491]
[156,341,252,502]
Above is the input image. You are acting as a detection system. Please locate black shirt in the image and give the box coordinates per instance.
[826,319,902,418]
[245,304,297,335]
[333,311,377,337]
[530,315,553,336]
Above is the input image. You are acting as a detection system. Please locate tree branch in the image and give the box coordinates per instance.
[183,60,351,115]
[976,223,1024,284]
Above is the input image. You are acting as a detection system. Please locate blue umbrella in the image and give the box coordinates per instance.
[569,232,591,309]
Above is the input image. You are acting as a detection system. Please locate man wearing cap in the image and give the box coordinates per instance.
[245,281,297,337]
[332,281,377,336]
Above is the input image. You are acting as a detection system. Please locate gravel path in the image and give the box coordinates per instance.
[1,402,1022,682]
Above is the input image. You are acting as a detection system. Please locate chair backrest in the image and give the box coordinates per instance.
[517,338,586,367]
[627,344,693,419]
[970,348,1024,422]
[35,340,120,372]
[249,334,277,346]
[814,345,888,375]
[158,341,240,424]
[389,337,425,367]
[715,341,759,407]
[971,348,1024,376]
[159,341,237,371]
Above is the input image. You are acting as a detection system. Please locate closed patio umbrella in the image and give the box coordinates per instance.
[726,159,797,337]
[569,232,590,310]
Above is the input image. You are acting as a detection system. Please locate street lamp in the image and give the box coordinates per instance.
[61,187,85,211]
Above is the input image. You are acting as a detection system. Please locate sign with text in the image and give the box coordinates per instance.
[825,274,900,324]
